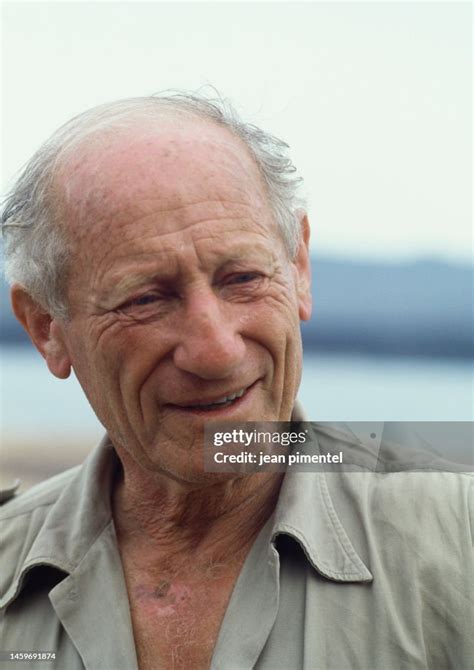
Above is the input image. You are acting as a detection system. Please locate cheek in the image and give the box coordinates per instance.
[255,292,304,373]
[101,325,174,406]
[66,322,126,403]
[93,319,167,371]
[250,291,301,340]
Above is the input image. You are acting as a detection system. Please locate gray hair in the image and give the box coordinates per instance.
[1,90,306,319]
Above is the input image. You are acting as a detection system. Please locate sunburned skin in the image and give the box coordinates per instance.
[135,582,191,618]
[127,561,244,669]
[132,581,202,667]
[121,527,258,669]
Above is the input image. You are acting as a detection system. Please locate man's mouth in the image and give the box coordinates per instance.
[168,382,257,414]
[183,387,247,411]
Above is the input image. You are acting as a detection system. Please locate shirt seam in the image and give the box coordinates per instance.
[318,473,370,572]
[326,463,474,476]
[0,500,60,521]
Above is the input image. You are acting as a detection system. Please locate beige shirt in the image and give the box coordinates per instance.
[0,428,472,669]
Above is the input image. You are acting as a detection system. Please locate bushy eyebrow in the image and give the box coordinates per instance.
[201,243,277,268]
[106,273,157,296]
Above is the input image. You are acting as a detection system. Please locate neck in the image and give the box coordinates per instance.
[112,451,283,567]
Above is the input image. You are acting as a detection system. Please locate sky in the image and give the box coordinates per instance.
[2,1,472,262]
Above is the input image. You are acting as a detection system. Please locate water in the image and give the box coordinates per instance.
[300,354,473,421]
[1,346,472,443]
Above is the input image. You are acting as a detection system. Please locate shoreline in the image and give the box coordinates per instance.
[1,436,99,492]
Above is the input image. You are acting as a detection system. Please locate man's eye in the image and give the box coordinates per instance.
[227,273,261,285]
[120,294,161,309]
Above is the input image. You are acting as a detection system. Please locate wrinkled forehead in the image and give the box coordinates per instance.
[54,118,270,239]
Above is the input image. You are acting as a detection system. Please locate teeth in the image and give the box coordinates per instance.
[191,387,247,408]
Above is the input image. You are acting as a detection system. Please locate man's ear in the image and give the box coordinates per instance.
[293,211,312,321]
[11,284,72,379]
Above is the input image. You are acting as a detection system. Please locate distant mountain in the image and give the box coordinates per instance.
[1,257,473,358]
[304,257,473,358]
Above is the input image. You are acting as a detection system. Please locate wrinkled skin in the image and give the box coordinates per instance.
[13,116,312,490]
[11,114,313,668]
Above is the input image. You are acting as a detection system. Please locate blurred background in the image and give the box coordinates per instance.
[1,1,472,488]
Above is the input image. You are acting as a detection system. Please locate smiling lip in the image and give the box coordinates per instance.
[168,381,258,413]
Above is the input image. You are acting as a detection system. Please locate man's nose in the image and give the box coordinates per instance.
[173,289,246,380]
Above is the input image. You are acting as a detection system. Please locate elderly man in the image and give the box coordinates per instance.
[1,92,472,670]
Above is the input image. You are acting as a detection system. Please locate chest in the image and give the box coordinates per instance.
[125,568,239,670]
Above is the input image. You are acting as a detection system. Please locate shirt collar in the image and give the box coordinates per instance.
[0,435,118,609]
[282,401,373,582]
[2,406,373,608]
[272,468,373,582]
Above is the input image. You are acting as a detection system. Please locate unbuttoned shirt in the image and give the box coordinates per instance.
[0,425,472,669]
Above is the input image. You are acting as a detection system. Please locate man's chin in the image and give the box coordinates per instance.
[144,455,246,490]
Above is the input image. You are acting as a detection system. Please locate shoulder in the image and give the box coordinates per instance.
[332,470,473,567]
[0,467,80,521]
[0,468,80,600]
[312,421,473,538]
[370,469,472,518]
[337,468,472,521]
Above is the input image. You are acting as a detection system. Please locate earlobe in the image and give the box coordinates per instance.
[294,212,313,322]
[10,284,72,379]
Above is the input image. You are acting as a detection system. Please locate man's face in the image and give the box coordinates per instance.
[54,119,311,484]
